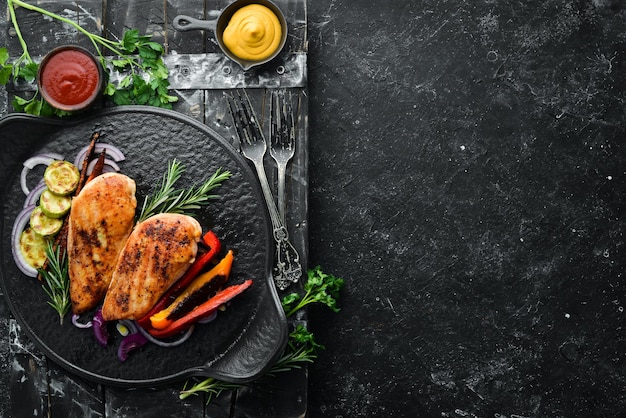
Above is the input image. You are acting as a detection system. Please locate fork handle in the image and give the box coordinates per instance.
[277,164,287,223]
[252,160,284,235]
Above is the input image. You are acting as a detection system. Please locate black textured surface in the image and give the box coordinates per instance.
[306,1,626,417]
[0,107,287,386]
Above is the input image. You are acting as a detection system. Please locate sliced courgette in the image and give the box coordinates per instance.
[30,206,63,237]
[44,160,80,196]
[40,188,72,218]
[20,227,49,269]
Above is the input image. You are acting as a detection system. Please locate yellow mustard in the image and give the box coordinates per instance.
[222,4,282,62]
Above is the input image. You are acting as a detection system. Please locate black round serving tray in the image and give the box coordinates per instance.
[0,106,287,387]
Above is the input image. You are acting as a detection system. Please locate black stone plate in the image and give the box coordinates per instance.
[0,106,287,387]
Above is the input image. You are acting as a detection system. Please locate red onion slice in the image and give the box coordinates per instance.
[136,323,195,348]
[74,143,125,168]
[20,154,63,195]
[86,158,121,175]
[117,333,148,362]
[24,181,47,208]
[92,309,110,347]
[23,153,64,169]
[71,314,93,329]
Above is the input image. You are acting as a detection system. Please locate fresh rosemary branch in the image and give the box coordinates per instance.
[179,377,242,402]
[179,266,344,402]
[0,0,178,116]
[138,159,232,223]
[269,324,324,374]
[38,241,71,325]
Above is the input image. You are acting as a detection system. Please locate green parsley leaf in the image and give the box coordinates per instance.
[122,29,140,52]
[0,47,9,65]
[19,62,39,82]
[0,65,12,84]
[282,266,345,317]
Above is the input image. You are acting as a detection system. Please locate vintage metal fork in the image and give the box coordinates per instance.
[269,89,296,223]
[227,89,302,290]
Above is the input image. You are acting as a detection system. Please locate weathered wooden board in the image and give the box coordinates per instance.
[0,1,308,416]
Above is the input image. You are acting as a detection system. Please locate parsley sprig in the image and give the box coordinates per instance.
[138,159,232,223]
[282,266,344,317]
[179,266,344,402]
[38,242,71,325]
[0,0,178,116]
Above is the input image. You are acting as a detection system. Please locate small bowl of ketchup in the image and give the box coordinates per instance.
[37,45,104,113]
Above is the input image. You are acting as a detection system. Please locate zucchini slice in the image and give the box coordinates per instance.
[30,206,63,237]
[44,160,80,196]
[19,227,49,269]
[40,189,72,218]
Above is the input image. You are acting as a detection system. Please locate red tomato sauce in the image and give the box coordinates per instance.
[39,48,101,109]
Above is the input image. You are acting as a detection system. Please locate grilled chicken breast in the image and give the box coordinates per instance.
[101,213,202,321]
[68,172,137,314]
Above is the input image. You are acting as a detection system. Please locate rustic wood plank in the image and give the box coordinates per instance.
[205,86,309,418]
[9,320,48,418]
[0,299,13,415]
[164,0,207,54]
[105,385,206,417]
[280,0,308,53]
[233,368,309,418]
[165,52,307,90]
[171,88,205,123]
[47,362,105,418]
[7,0,102,55]
[104,0,166,46]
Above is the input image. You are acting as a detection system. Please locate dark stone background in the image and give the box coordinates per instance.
[305,1,625,417]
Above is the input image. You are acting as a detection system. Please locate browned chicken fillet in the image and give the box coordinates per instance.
[101,213,202,321]
[68,172,137,314]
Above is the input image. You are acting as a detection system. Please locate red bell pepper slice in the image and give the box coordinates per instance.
[147,279,253,339]
[136,230,221,328]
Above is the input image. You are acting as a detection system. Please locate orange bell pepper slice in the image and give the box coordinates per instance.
[147,279,253,339]
[150,250,234,330]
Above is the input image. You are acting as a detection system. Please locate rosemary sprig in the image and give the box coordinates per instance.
[38,242,71,325]
[268,324,323,374]
[137,159,231,223]
[179,377,241,403]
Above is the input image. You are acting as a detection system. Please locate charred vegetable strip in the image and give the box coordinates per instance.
[147,280,253,339]
[86,149,107,183]
[76,132,100,194]
[136,230,222,328]
[150,250,233,329]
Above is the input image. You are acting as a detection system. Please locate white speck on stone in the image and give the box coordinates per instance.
[460,145,466,151]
